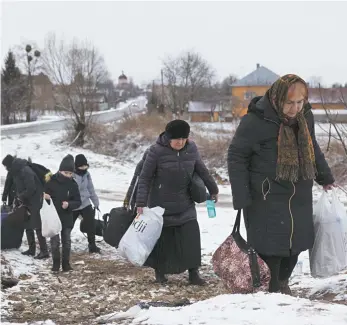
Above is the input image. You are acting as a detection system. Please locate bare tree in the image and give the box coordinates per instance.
[221,74,238,96]
[178,51,215,101]
[318,84,347,184]
[308,76,323,88]
[42,33,109,146]
[161,51,215,112]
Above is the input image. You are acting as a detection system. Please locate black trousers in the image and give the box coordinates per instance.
[259,253,299,293]
[25,228,48,254]
[72,205,96,245]
[51,228,72,264]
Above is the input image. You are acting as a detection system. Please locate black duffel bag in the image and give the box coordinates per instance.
[80,208,104,237]
[103,207,135,248]
[1,205,25,250]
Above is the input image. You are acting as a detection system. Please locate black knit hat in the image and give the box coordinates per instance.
[59,154,75,172]
[165,120,190,140]
[2,154,14,169]
[75,154,88,168]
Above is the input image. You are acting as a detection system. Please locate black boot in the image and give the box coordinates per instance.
[62,260,73,272]
[35,229,49,259]
[88,234,101,254]
[35,251,50,260]
[188,268,206,286]
[279,280,292,295]
[88,243,101,254]
[62,231,72,272]
[51,259,60,272]
[155,270,168,284]
[22,229,36,256]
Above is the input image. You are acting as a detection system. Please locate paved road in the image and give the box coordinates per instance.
[1,98,147,137]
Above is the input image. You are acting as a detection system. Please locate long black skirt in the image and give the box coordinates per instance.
[145,219,201,274]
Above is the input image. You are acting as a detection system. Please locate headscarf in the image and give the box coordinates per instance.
[267,74,316,182]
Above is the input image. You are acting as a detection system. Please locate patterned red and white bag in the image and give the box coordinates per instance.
[212,210,270,294]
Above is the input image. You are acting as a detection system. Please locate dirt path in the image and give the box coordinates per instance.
[1,253,228,325]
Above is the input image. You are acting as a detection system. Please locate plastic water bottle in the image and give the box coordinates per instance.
[206,194,216,218]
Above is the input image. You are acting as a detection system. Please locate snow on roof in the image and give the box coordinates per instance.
[188,101,222,113]
[233,65,280,87]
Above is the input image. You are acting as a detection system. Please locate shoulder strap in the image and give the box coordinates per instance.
[232,210,242,235]
[128,176,139,212]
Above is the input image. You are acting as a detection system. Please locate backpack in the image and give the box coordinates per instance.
[28,162,52,185]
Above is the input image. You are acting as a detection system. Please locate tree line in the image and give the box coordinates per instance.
[147,51,238,114]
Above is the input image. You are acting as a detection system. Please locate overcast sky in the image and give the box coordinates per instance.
[1,1,347,86]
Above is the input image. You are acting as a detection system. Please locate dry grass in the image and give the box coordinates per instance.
[69,114,234,177]
[323,140,347,185]
[193,133,232,171]
[117,113,170,142]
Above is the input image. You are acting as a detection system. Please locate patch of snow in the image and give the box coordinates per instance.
[130,293,347,325]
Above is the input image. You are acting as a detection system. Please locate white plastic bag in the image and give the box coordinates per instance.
[41,200,62,238]
[118,206,164,266]
[331,189,347,253]
[309,190,347,278]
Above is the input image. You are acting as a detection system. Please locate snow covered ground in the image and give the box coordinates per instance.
[1,125,347,325]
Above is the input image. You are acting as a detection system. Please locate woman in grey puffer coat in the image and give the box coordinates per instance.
[72,154,101,253]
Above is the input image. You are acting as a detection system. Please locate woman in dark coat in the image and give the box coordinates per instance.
[228,74,335,294]
[136,120,219,285]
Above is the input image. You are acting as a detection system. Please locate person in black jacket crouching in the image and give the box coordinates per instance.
[2,154,49,259]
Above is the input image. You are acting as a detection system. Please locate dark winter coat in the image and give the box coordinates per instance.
[2,171,16,206]
[44,173,82,229]
[10,158,44,229]
[136,133,219,227]
[228,95,334,257]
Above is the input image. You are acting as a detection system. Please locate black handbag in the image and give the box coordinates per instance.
[6,204,29,228]
[80,208,105,238]
[189,173,207,203]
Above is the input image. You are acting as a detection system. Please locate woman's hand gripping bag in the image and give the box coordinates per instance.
[118,207,164,266]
